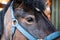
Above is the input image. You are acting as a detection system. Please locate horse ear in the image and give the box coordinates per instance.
[44,0,51,20]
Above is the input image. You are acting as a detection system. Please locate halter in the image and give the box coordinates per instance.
[10,1,60,40]
[10,1,37,40]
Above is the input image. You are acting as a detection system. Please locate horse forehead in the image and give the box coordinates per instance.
[15,8,34,16]
[14,8,25,15]
[15,8,24,13]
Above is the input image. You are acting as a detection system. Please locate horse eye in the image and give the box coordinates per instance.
[26,17,34,23]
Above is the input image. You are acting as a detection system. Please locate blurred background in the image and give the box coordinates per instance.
[51,0,60,31]
[0,0,9,11]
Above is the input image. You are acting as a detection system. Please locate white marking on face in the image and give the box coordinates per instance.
[35,7,40,11]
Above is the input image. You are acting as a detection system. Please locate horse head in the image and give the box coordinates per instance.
[2,0,60,40]
[12,0,60,40]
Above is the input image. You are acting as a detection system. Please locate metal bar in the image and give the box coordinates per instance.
[52,0,54,25]
[56,0,58,30]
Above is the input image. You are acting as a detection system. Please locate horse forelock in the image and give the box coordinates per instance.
[13,0,46,11]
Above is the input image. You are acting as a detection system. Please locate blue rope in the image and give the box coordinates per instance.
[44,31,60,40]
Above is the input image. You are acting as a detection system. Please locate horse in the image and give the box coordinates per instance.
[1,0,60,40]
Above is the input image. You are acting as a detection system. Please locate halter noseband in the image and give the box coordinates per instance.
[10,1,60,40]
